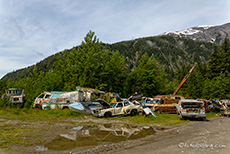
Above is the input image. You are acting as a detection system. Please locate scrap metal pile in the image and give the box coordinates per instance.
[1,87,229,119]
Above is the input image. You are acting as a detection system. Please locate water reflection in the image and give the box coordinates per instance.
[45,123,165,151]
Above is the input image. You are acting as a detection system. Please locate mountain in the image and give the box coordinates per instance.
[164,22,230,44]
[1,23,230,81]
[104,35,213,78]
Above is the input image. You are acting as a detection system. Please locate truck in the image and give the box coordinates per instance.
[151,95,185,114]
[33,90,83,109]
[1,88,26,107]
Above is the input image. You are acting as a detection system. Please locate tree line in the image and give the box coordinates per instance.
[0,31,229,108]
[174,38,230,99]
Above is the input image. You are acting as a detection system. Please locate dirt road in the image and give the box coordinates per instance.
[72,117,230,154]
[1,116,230,154]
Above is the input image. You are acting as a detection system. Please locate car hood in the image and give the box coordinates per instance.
[95,99,111,108]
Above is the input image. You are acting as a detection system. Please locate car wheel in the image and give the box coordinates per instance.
[200,117,206,121]
[130,109,137,116]
[34,104,42,109]
[62,106,69,110]
[104,112,111,118]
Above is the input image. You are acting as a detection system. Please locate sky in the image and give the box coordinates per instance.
[0,0,230,79]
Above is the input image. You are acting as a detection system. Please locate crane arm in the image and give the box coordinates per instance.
[173,62,197,95]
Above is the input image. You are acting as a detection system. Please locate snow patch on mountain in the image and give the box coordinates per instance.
[173,28,200,35]
[162,22,230,45]
[164,28,200,36]
[197,25,214,30]
[163,25,214,36]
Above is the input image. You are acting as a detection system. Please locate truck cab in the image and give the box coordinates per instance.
[2,88,26,107]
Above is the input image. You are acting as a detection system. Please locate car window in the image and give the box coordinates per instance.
[111,93,120,97]
[38,94,45,98]
[116,103,123,108]
[110,103,117,108]
[124,101,130,106]
[13,97,19,101]
[45,94,51,99]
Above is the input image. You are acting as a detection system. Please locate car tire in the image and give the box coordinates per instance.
[62,106,69,110]
[130,109,137,116]
[104,112,111,118]
[200,117,206,121]
[34,104,42,109]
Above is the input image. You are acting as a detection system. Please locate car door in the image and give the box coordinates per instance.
[122,101,132,114]
[114,102,124,115]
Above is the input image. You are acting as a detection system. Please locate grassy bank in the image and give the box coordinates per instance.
[0,107,223,124]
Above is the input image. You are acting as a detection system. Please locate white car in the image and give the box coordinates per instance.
[92,100,143,117]
[176,99,206,120]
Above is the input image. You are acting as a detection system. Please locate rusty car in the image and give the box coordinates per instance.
[149,95,185,114]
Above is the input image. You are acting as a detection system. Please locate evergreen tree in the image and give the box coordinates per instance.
[126,53,167,97]
[209,38,230,78]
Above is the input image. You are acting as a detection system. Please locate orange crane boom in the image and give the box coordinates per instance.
[173,63,197,95]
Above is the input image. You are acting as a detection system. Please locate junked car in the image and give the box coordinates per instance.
[1,88,26,107]
[220,100,230,110]
[176,99,206,120]
[92,100,143,117]
[69,99,108,114]
[33,90,83,110]
[150,95,185,114]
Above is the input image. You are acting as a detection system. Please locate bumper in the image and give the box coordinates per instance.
[181,113,206,118]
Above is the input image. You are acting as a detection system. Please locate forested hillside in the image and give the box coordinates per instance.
[0,31,230,108]
[105,35,213,78]
[2,35,213,81]
[175,38,230,99]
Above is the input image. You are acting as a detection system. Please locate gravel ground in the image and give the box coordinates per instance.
[71,117,230,154]
[1,116,230,154]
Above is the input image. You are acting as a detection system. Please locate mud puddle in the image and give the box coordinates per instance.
[42,123,167,151]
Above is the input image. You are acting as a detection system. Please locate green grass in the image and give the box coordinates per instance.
[205,110,227,118]
[0,107,227,151]
[0,107,88,120]
[0,107,223,125]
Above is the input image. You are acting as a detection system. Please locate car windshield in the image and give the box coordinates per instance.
[38,94,45,98]
[181,102,203,108]
[45,94,51,99]
[111,93,119,97]
[110,103,117,108]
